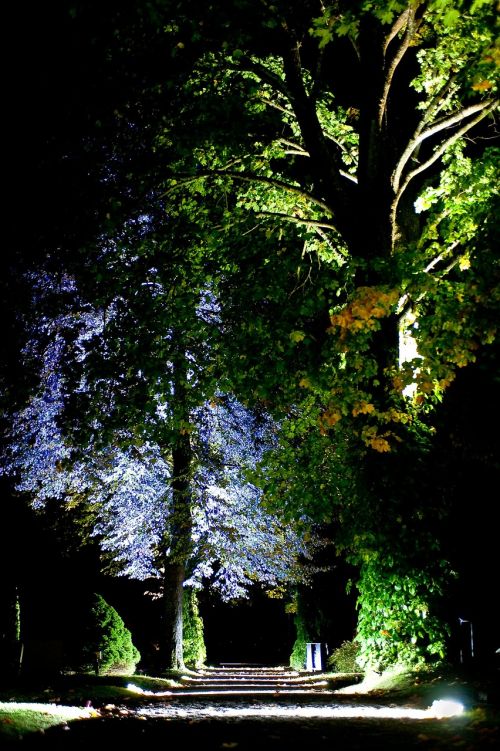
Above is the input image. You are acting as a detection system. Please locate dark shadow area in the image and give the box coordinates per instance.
[432,346,500,667]
[199,587,296,666]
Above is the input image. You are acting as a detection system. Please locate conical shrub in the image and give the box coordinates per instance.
[81,593,140,675]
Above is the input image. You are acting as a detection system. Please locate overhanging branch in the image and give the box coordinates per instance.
[162,170,335,216]
[236,56,291,99]
[255,210,338,231]
[383,6,412,55]
[390,100,498,248]
[281,22,349,206]
[392,99,497,193]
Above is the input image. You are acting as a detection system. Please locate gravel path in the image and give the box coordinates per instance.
[13,667,498,750]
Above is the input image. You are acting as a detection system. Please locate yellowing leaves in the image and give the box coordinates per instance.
[379,407,410,424]
[352,401,375,416]
[392,375,406,392]
[319,407,342,433]
[266,587,286,599]
[322,408,342,426]
[438,376,455,390]
[290,330,306,343]
[483,328,497,345]
[329,286,399,334]
[369,436,391,452]
[361,426,392,453]
[471,79,493,91]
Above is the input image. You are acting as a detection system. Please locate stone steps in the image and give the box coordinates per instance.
[171,667,330,700]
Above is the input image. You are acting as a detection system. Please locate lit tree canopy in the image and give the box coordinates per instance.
[150,0,498,668]
[158,0,498,428]
[1,251,317,670]
[3,357,309,600]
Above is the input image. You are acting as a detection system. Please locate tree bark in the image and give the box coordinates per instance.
[162,560,186,670]
[355,13,396,266]
[161,353,194,671]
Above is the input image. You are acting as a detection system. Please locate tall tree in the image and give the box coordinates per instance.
[156,0,498,667]
[1,265,312,669]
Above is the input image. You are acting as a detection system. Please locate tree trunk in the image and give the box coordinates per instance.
[162,560,186,670]
[161,354,194,671]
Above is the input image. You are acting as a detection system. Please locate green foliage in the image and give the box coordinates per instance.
[262,408,452,672]
[80,594,140,676]
[337,428,452,671]
[4,587,21,643]
[182,588,206,668]
[354,561,449,671]
[14,595,21,643]
[289,609,311,670]
[412,146,500,394]
[327,640,360,673]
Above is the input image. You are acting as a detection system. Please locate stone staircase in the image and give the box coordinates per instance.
[172,666,333,701]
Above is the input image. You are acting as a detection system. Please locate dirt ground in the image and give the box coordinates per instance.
[2,665,498,749]
[9,709,496,750]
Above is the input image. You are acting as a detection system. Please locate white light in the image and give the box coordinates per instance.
[127,683,145,694]
[127,687,464,721]
[136,701,466,721]
[428,699,464,718]
[126,683,172,697]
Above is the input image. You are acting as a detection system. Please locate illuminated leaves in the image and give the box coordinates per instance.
[352,401,375,417]
[319,407,342,432]
[3,0,498,674]
[471,78,493,91]
[360,426,392,453]
[329,287,399,334]
[290,330,306,343]
[355,560,450,669]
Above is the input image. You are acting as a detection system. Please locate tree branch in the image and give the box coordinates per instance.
[163,170,335,216]
[277,138,308,154]
[234,56,291,98]
[391,100,498,232]
[340,170,358,184]
[257,94,293,117]
[379,3,423,127]
[392,99,498,193]
[281,22,350,208]
[314,227,348,263]
[255,210,338,231]
[278,137,357,183]
[423,241,460,274]
[413,77,458,140]
[383,6,411,55]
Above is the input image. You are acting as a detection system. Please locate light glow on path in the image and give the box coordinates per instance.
[126,684,464,721]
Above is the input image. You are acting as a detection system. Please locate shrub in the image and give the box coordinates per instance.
[182,588,206,668]
[289,612,310,670]
[327,640,360,673]
[80,594,140,675]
